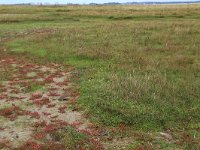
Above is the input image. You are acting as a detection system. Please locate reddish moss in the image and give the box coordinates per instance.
[48,92,60,97]
[43,112,51,116]
[32,132,47,140]
[0,140,11,149]
[27,111,40,119]
[44,124,57,133]
[0,105,26,120]
[46,142,66,150]
[58,105,67,113]
[47,103,56,108]
[44,77,54,83]
[79,129,99,136]
[19,140,46,150]
[30,93,43,100]
[34,121,47,128]
[33,98,50,106]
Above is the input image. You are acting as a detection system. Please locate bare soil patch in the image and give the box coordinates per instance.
[0,53,103,149]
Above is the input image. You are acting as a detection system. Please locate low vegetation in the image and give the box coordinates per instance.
[0,4,200,149]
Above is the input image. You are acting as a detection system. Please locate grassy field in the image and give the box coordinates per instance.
[0,4,200,149]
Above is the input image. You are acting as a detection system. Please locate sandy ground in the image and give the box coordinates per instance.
[0,56,101,149]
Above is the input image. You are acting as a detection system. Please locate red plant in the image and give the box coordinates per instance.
[0,127,5,131]
[27,111,40,119]
[48,92,60,97]
[79,129,99,136]
[0,105,25,120]
[34,121,47,128]
[65,90,80,98]
[30,92,43,100]
[19,140,46,150]
[70,121,82,128]
[10,89,20,94]
[44,124,56,133]
[43,112,51,116]
[89,138,104,150]
[33,132,46,140]
[0,88,7,93]
[0,94,7,99]
[0,140,11,149]
[33,98,50,106]
[47,103,56,108]
[46,141,65,150]
[44,77,53,83]
[119,123,126,132]
[53,120,69,126]
[58,106,67,113]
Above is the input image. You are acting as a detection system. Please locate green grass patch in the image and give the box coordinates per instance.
[0,4,200,148]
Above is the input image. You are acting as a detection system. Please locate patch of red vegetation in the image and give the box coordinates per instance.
[34,121,47,128]
[46,142,66,150]
[0,140,11,149]
[33,98,50,106]
[68,98,77,105]
[0,127,5,130]
[70,121,82,128]
[19,140,46,150]
[0,94,7,99]
[43,112,51,116]
[8,81,17,86]
[58,105,67,113]
[175,132,199,149]
[53,120,69,126]
[44,124,57,133]
[0,55,101,149]
[30,93,43,100]
[47,103,56,108]
[48,92,60,97]
[89,138,104,150]
[0,88,7,93]
[71,91,80,97]
[66,89,80,98]
[119,123,126,133]
[74,137,104,150]
[32,132,46,140]
[79,129,99,136]
[10,89,20,94]
[37,73,45,78]
[27,111,40,119]
[19,69,28,75]
[44,77,54,83]
[0,105,26,121]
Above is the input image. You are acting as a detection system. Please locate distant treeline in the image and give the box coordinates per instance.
[92,1,200,5]
[2,1,200,6]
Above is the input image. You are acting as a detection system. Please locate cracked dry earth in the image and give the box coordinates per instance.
[0,55,103,149]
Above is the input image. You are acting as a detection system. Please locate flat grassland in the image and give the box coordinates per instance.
[0,4,200,149]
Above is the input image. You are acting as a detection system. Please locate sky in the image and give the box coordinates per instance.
[0,0,195,4]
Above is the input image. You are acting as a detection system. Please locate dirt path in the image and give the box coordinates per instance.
[0,53,103,149]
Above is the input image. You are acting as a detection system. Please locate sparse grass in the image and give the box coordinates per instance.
[52,126,99,149]
[0,70,10,81]
[0,4,200,149]
[25,83,45,93]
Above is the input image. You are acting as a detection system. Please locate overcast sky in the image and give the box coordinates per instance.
[0,0,195,4]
